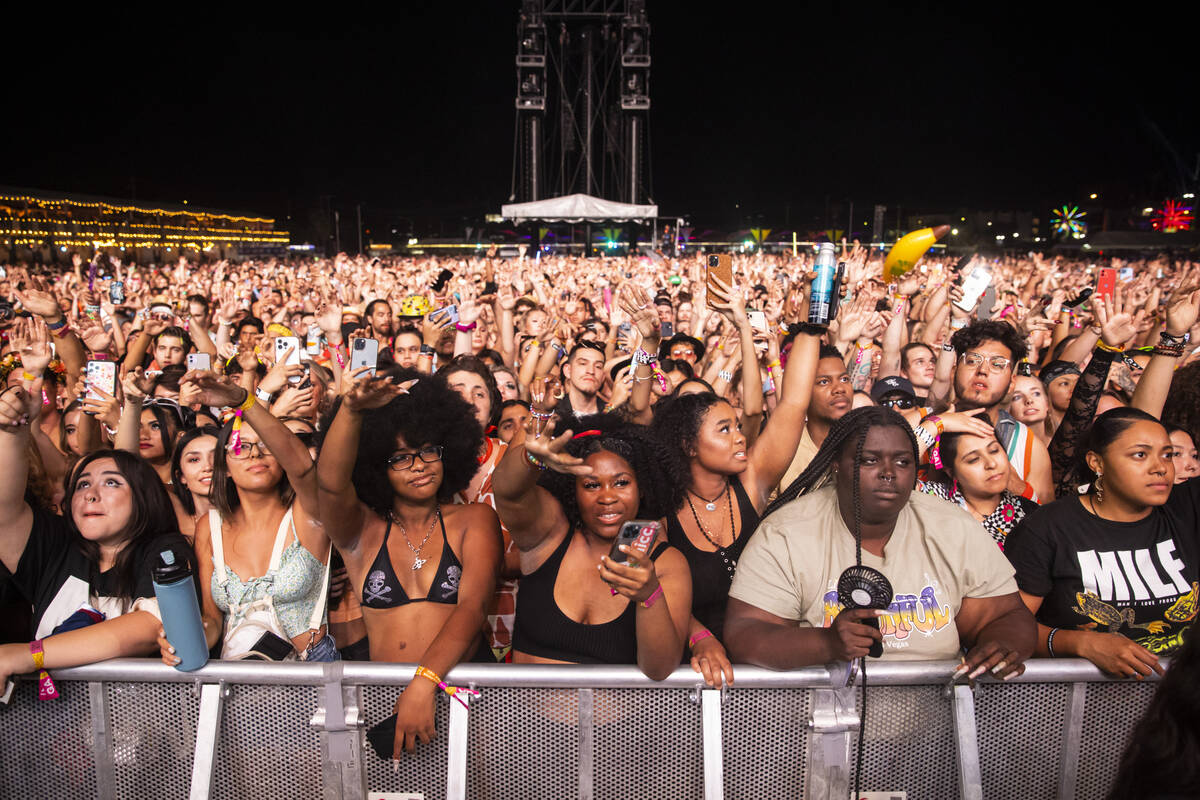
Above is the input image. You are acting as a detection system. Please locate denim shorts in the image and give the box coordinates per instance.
[304,633,341,663]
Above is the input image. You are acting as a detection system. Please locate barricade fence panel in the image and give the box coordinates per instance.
[0,659,1164,800]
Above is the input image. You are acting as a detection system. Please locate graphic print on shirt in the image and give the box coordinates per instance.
[823,575,953,651]
[1072,540,1198,654]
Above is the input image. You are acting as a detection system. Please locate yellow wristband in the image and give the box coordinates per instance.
[1096,341,1124,354]
[415,665,443,687]
[21,371,36,381]
[237,391,255,411]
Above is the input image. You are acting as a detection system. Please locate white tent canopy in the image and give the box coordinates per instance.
[500,193,658,222]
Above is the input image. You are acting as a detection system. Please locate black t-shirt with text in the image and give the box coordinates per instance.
[0,507,193,639]
[1006,478,1200,655]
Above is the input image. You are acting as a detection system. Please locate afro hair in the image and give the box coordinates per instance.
[321,366,484,518]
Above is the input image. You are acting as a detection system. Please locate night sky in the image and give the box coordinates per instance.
[4,5,1196,235]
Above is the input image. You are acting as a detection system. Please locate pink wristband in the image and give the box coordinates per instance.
[688,629,714,649]
[640,584,664,608]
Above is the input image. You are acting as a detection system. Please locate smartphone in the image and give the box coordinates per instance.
[828,262,846,321]
[607,520,660,565]
[85,360,117,403]
[275,336,302,383]
[977,286,998,321]
[747,310,767,332]
[1063,287,1093,308]
[350,337,379,376]
[432,304,460,325]
[109,281,125,304]
[1096,268,1117,305]
[706,254,733,309]
[954,265,992,312]
[1118,266,1134,282]
[187,353,211,371]
[616,321,632,341]
[660,320,675,339]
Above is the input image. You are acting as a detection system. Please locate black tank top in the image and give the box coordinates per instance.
[666,476,760,640]
[512,529,669,664]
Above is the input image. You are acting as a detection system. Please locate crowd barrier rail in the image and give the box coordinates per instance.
[0,657,1160,800]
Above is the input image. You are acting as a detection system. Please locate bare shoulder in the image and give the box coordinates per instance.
[442,501,500,532]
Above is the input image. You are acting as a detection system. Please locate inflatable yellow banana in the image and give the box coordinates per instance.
[883,225,950,282]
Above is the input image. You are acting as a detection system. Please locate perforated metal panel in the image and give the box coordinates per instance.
[467,686,579,800]
[212,683,323,800]
[592,688,703,799]
[722,687,810,800]
[976,681,1069,800]
[360,682,452,800]
[849,684,960,798]
[1074,681,1156,800]
[0,679,98,798]
[107,681,200,798]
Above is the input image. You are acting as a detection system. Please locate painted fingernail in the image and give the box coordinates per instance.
[610,588,618,596]
[968,664,987,680]
[991,661,1007,675]
[951,662,969,680]
[168,646,175,654]
[1001,670,1017,681]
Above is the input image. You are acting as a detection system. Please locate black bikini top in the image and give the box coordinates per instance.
[361,508,463,609]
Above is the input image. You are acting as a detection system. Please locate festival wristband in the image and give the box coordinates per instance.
[415,665,478,710]
[640,584,664,609]
[30,640,59,701]
[688,629,714,650]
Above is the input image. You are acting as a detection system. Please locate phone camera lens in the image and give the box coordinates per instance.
[354,339,365,350]
[708,256,718,268]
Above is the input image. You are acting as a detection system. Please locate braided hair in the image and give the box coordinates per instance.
[538,412,672,533]
[764,406,920,523]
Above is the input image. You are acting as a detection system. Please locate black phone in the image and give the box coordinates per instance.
[243,631,294,661]
[660,320,675,339]
[1062,287,1093,308]
[607,520,659,564]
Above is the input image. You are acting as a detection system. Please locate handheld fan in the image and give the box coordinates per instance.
[837,565,893,658]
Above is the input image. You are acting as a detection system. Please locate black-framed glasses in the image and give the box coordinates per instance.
[960,351,1012,374]
[226,440,272,460]
[386,445,443,471]
[882,396,916,410]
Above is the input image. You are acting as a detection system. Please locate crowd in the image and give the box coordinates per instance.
[0,244,1197,767]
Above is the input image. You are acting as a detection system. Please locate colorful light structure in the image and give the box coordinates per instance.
[1051,205,1087,238]
[1151,199,1194,233]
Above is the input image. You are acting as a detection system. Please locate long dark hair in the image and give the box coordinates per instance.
[650,391,728,510]
[764,406,919,521]
[139,399,183,461]
[1107,619,1200,799]
[62,449,180,605]
[209,418,296,516]
[171,427,219,516]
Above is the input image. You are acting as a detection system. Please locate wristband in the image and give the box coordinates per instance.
[415,664,479,710]
[718,369,734,383]
[30,640,59,701]
[640,584,664,608]
[92,352,109,361]
[688,629,714,650]
[419,344,436,356]
[950,318,968,331]
[766,360,781,370]
[44,317,68,331]
[21,371,37,381]
[455,321,477,332]
[1046,627,1060,658]
[49,324,73,338]
[229,392,254,456]
[526,450,547,470]
[1095,340,1124,354]
[255,387,273,404]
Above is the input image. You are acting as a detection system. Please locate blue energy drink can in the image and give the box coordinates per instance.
[808,242,837,325]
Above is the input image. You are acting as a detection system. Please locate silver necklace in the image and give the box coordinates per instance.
[394,507,440,570]
[688,483,728,512]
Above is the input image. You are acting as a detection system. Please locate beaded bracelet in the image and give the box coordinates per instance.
[525,450,547,470]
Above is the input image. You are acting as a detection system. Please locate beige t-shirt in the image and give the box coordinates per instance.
[729,484,1017,660]
[778,424,820,491]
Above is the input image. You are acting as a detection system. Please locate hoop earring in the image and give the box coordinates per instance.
[1094,474,1105,505]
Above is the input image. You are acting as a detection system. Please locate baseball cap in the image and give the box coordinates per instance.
[870,376,916,404]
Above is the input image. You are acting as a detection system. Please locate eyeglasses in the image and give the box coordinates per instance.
[386,445,444,471]
[960,352,1012,374]
[882,396,916,410]
[226,440,272,459]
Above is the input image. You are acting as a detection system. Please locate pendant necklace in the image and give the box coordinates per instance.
[394,507,440,570]
[688,483,727,512]
[685,483,738,577]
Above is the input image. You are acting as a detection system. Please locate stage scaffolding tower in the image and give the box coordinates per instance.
[511,0,652,206]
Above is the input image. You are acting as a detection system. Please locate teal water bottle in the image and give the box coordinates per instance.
[152,550,209,671]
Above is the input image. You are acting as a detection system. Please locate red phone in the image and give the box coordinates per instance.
[1096,268,1117,305]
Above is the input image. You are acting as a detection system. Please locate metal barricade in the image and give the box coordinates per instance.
[0,658,1160,800]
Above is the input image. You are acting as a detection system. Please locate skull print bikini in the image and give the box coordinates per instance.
[361,508,463,609]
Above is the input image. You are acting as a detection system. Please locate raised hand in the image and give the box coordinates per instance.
[121,367,152,404]
[10,316,52,375]
[1164,269,1200,337]
[342,373,414,411]
[618,284,661,343]
[1092,297,1136,349]
[180,371,247,408]
[707,274,750,330]
[77,316,115,354]
[14,276,64,321]
[524,416,593,476]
